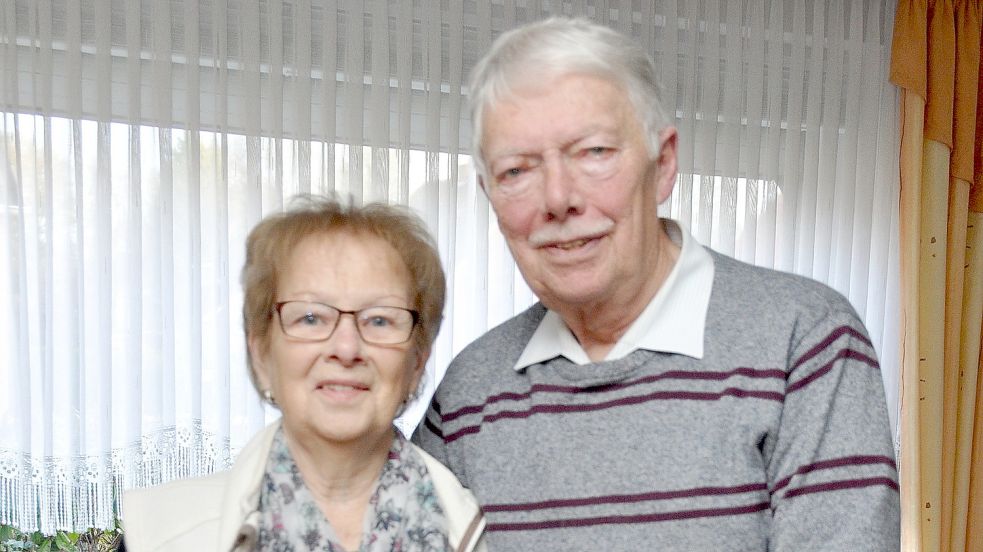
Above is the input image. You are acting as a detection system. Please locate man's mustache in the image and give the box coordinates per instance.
[528,219,614,247]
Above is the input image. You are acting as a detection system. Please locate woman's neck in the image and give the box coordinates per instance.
[281,425,395,549]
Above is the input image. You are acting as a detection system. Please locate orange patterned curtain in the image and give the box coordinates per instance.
[890,0,983,550]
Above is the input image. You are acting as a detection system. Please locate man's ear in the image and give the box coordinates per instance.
[654,127,679,204]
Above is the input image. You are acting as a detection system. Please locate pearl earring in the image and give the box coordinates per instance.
[262,389,277,406]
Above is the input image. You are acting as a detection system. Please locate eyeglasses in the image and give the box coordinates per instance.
[273,301,419,345]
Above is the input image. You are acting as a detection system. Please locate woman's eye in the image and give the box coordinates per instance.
[299,313,321,325]
[586,146,611,157]
[367,316,392,327]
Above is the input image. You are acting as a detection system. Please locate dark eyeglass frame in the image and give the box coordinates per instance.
[272,301,420,345]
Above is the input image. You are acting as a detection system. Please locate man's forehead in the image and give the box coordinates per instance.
[481,77,639,154]
[484,123,622,158]
[490,71,628,107]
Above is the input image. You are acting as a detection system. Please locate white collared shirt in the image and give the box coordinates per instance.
[513,219,715,370]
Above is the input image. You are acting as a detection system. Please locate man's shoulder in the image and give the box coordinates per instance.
[454,302,546,364]
[700,250,877,378]
[437,302,545,393]
[704,249,872,358]
[708,249,859,318]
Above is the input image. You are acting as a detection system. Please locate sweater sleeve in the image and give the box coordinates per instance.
[412,394,459,482]
[766,308,900,550]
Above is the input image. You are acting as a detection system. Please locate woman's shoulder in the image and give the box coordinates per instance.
[120,421,281,551]
[412,443,467,494]
[121,471,231,550]
[124,469,231,506]
[411,443,487,552]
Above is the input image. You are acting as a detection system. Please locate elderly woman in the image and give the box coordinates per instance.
[122,197,486,551]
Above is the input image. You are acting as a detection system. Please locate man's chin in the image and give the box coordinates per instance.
[534,279,612,312]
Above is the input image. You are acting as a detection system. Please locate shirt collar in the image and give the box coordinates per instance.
[513,219,714,370]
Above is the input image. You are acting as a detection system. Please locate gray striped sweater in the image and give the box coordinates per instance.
[415,250,900,551]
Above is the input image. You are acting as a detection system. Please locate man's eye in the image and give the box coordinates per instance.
[499,167,525,180]
[576,146,618,176]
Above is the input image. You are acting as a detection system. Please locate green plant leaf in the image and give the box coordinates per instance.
[54,532,72,550]
[0,525,14,540]
[38,538,52,552]
[31,531,46,545]
[98,530,121,547]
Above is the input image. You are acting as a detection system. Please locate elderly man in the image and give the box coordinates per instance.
[415,17,900,551]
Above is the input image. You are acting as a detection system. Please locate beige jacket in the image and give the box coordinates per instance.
[122,421,486,552]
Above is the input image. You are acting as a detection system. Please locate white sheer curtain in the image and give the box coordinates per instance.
[0,0,900,533]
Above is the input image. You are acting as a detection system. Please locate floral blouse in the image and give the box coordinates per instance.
[255,428,452,552]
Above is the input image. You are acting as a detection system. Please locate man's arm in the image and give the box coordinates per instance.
[767,309,900,550]
[412,395,460,482]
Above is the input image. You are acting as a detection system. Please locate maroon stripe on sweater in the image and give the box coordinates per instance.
[442,366,785,422]
[791,325,873,372]
[422,416,444,439]
[444,392,531,422]
[786,348,879,394]
[443,387,784,444]
[782,476,899,500]
[483,482,767,512]
[486,501,770,532]
[771,455,897,494]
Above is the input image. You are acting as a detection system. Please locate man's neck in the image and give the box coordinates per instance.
[554,236,681,362]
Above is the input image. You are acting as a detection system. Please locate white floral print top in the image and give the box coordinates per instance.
[256,428,452,552]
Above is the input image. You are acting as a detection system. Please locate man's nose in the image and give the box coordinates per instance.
[325,313,363,365]
[541,153,583,221]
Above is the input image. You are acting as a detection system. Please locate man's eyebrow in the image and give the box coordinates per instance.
[487,149,529,159]
[492,128,622,156]
[570,130,621,145]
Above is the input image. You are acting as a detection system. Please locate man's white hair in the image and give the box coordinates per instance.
[468,17,671,179]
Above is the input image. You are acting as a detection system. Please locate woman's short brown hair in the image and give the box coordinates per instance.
[241,195,446,396]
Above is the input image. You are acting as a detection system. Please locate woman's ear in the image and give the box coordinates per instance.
[408,346,431,396]
[248,333,272,391]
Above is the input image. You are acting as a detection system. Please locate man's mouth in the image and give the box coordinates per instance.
[552,237,593,250]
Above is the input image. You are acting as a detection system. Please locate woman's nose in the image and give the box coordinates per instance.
[324,313,364,365]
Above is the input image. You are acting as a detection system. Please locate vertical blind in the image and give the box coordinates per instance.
[0,0,900,533]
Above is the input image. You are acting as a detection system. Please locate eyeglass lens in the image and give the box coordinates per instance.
[277,301,415,344]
